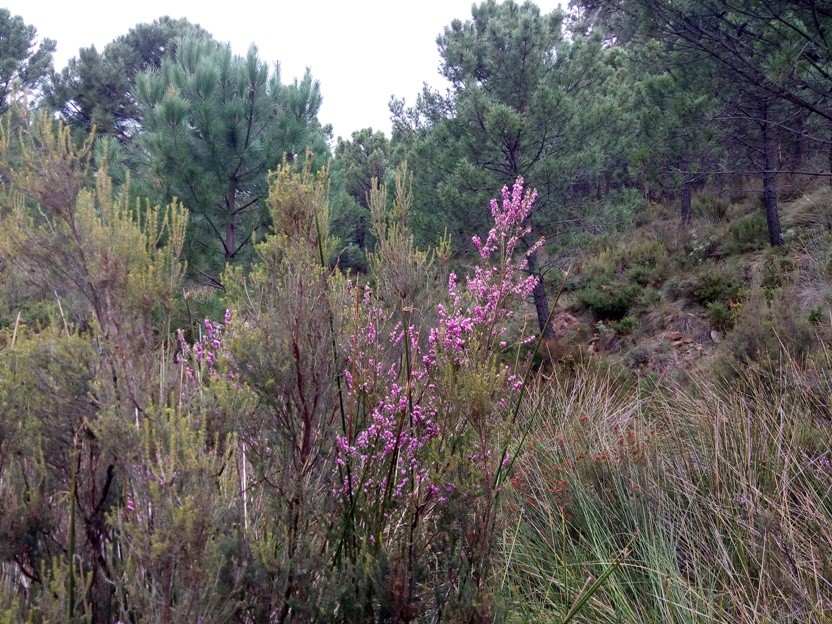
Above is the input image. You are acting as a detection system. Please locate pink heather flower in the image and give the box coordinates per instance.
[176,311,236,389]
[337,177,543,506]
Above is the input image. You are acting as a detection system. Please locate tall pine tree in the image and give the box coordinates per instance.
[136,35,330,277]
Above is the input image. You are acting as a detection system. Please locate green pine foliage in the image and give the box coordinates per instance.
[0,9,55,114]
[46,17,207,141]
[136,35,330,276]
[1,2,832,622]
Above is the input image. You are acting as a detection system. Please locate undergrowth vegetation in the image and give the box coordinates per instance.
[1,114,831,623]
[505,362,832,623]
[503,180,832,622]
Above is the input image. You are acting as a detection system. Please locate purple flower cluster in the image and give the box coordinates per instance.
[338,286,441,502]
[176,310,234,384]
[338,177,543,507]
[426,178,541,368]
[472,176,542,264]
[432,178,542,365]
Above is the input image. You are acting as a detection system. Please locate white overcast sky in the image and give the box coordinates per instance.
[4,0,562,141]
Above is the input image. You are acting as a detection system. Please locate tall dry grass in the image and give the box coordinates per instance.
[503,360,832,623]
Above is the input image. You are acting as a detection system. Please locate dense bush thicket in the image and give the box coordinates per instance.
[2,1,831,622]
[0,114,556,622]
[3,106,831,624]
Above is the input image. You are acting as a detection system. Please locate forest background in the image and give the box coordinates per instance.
[1,1,831,622]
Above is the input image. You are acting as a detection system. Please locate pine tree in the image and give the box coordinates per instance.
[0,8,55,113]
[46,17,206,142]
[137,35,330,277]
[391,1,633,336]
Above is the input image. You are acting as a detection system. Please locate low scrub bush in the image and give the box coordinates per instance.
[718,288,816,376]
[693,192,729,222]
[683,230,720,265]
[619,237,669,269]
[693,266,741,304]
[723,213,768,254]
[613,315,639,336]
[577,280,643,320]
[706,300,735,330]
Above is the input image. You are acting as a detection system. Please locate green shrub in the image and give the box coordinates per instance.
[619,237,668,268]
[693,268,740,304]
[693,192,729,222]
[627,264,653,286]
[583,248,617,279]
[618,238,670,286]
[577,280,643,320]
[637,286,662,309]
[613,316,638,336]
[761,254,794,290]
[724,213,768,254]
[706,301,735,330]
[566,248,615,293]
[0,299,56,333]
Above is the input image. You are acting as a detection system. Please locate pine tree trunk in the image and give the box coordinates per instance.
[526,250,554,339]
[829,119,832,188]
[225,180,238,262]
[760,109,783,246]
[762,169,781,246]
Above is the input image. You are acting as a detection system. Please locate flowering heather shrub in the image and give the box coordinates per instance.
[338,289,443,515]
[175,309,233,384]
[128,173,550,621]
[335,177,544,617]
[339,178,540,494]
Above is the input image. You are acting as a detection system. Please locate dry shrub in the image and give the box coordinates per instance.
[642,299,706,336]
[783,186,832,232]
[721,287,814,368]
[794,230,832,310]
